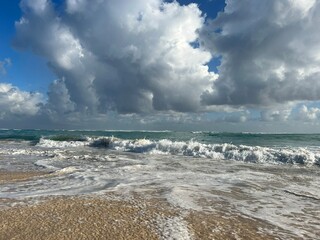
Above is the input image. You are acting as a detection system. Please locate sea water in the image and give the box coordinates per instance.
[0,129,319,238]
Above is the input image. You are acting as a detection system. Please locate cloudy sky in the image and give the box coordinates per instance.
[1,0,320,132]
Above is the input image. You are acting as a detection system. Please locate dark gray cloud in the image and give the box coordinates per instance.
[200,0,320,106]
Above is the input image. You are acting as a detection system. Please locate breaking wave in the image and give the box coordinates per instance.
[36,137,320,166]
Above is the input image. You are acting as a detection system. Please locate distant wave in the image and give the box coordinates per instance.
[47,135,88,142]
[36,137,320,166]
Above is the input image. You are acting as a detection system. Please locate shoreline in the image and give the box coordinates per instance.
[0,171,290,240]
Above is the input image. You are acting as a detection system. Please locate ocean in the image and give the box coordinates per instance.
[1,129,319,238]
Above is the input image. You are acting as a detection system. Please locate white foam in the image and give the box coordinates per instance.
[54,166,78,174]
[157,216,192,240]
[34,159,58,170]
[165,187,202,211]
[32,137,320,166]
[108,138,320,165]
[37,138,88,148]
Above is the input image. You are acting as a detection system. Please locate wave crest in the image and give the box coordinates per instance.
[36,137,320,166]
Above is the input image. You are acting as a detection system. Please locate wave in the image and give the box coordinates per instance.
[36,137,320,166]
[37,138,88,148]
[100,130,172,133]
[0,134,39,142]
[47,135,88,142]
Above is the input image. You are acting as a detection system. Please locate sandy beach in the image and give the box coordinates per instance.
[0,171,50,183]
[0,171,288,240]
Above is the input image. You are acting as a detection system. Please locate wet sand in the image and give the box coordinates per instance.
[0,172,292,240]
[0,197,285,240]
[0,171,49,183]
[0,196,168,240]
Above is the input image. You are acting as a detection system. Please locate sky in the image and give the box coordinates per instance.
[1,0,320,132]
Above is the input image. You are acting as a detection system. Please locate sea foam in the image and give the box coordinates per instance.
[35,137,320,166]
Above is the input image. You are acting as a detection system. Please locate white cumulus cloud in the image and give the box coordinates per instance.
[296,105,320,121]
[0,83,43,119]
[14,0,217,117]
[200,0,320,107]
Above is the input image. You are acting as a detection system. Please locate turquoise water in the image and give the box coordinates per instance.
[1,129,320,147]
[1,129,320,166]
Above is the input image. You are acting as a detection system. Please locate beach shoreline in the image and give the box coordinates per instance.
[1,129,319,239]
[0,171,291,240]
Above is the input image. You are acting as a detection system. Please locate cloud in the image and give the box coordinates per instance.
[46,79,75,114]
[0,58,11,75]
[260,108,291,122]
[200,0,320,107]
[0,83,43,119]
[14,0,217,117]
[296,105,320,121]
[223,111,249,123]
[9,0,320,132]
